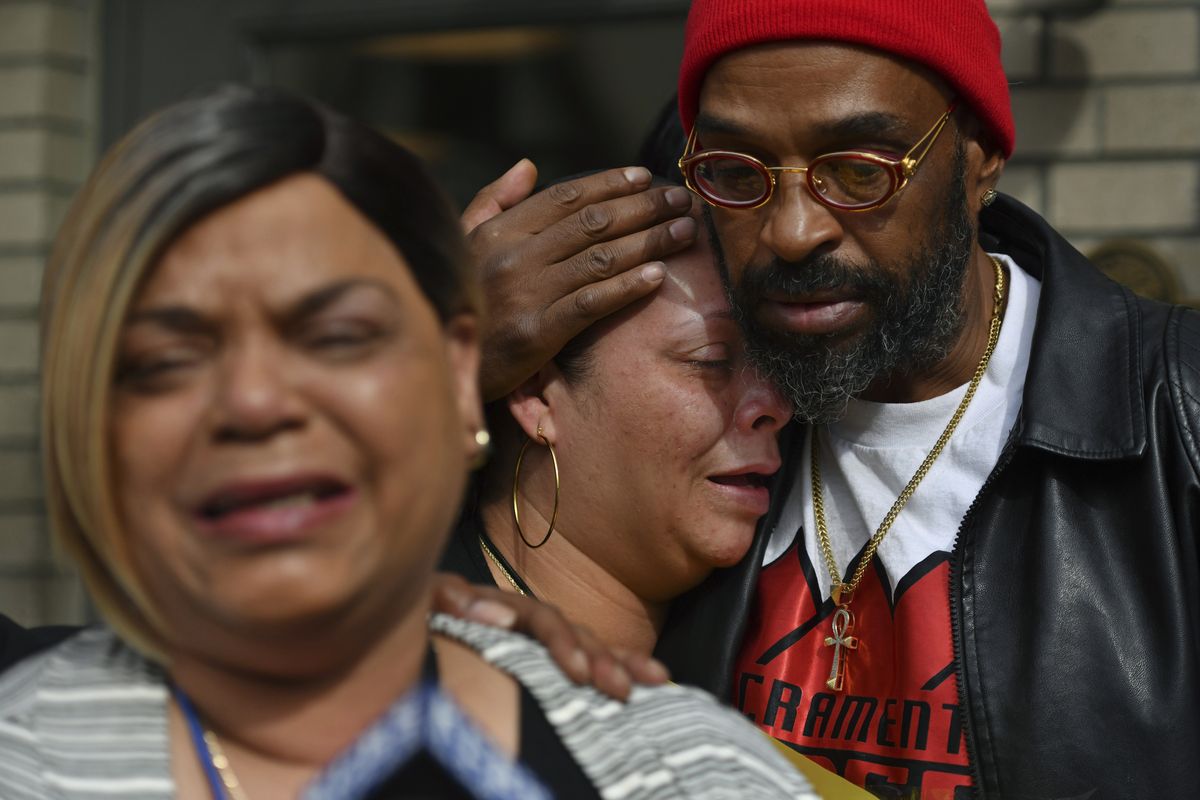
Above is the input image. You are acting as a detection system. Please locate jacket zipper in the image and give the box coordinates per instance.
[948,439,1018,799]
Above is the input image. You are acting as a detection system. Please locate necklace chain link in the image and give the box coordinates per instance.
[813,256,1007,601]
[201,727,251,800]
[479,535,529,597]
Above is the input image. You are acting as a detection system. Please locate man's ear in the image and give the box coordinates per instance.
[965,128,1006,218]
[506,363,565,445]
[443,314,486,465]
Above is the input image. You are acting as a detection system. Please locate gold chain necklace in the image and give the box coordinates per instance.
[479,534,529,597]
[201,726,251,800]
[813,256,1006,692]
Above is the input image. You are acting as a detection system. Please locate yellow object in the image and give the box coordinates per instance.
[769,738,878,799]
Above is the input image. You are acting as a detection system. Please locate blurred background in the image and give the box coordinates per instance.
[1,0,1198,626]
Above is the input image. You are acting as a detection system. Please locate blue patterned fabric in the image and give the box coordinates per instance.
[302,681,552,800]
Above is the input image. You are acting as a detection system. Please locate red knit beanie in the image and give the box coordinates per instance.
[678,0,1015,157]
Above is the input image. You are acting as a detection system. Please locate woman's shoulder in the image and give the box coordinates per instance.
[429,613,821,799]
[0,626,173,798]
[0,625,164,706]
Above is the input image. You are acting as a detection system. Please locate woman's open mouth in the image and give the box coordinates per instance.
[707,471,773,516]
[194,475,356,544]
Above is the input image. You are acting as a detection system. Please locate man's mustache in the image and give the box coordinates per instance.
[737,254,895,299]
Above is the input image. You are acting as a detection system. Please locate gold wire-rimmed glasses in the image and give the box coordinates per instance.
[678,102,958,212]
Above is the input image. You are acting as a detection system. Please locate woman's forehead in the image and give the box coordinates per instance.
[656,237,727,315]
[136,175,409,309]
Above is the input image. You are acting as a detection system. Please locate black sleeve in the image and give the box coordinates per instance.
[0,615,78,672]
[1168,305,1200,483]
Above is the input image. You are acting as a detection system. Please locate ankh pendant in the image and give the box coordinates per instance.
[823,604,859,692]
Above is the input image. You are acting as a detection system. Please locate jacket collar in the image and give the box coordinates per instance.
[981,194,1145,460]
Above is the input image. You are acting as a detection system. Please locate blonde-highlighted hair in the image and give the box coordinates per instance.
[41,85,476,657]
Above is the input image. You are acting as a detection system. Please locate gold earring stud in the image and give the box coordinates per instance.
[470,429,491,470]
[981,188,998,207]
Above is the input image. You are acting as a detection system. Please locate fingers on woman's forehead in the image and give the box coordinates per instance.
[535,185,695,267]
[534,219,696,316]
[502,167,661,232]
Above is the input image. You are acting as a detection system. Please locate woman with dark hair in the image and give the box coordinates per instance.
[0,85,818,799]
[441,172,792,660]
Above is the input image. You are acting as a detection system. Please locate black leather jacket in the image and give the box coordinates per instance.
[656,195,1200,800]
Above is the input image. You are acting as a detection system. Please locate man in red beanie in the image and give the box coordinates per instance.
[463,1,1200,797]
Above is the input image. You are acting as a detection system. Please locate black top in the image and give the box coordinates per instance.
[438,508,598,798]
[362,686,598,799]
[440,505,535,596]
[364,644,599,800]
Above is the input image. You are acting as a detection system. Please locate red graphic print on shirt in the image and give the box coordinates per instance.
[735,535,972,800]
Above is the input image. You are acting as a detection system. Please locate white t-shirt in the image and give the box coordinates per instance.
[763,253,1041,599]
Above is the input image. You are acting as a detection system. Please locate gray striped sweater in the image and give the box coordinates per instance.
[0,617,818,799]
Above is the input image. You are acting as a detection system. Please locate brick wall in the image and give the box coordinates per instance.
[991,0,1200,299]
[0,0,96,626]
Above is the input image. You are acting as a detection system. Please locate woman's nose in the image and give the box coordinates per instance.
[211,340,306,442]
[735,366,791,434]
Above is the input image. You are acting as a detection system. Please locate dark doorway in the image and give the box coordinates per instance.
[102,1,688,207]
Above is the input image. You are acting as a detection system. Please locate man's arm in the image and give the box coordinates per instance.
[463,161,696,400]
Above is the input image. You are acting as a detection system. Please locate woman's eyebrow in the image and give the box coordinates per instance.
[286,278,399,321]
[123,279,400,332]
[122,306,210,334]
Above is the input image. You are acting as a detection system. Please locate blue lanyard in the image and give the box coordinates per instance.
[174,687,231,800]
[172,652,551,800]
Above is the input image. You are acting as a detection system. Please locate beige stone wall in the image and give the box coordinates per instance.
[0,0,96,626]
[991,0,1200,298]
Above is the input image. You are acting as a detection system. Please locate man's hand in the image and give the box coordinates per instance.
[463,162,698,401]
[432,573,670,701]
[461,158,540,234]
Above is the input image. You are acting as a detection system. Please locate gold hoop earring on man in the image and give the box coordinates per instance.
[511,425,560,548]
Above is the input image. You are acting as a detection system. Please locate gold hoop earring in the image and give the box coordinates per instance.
[981,188,998,207]
[511,426,559,549]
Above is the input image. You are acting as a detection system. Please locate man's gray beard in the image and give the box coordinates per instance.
[711,145,975,423]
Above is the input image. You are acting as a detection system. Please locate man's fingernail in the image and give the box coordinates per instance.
[465,599,518,628]
[642,262,665,282]
[623,167,651,186]
[642,658,670,683]
[665,187,691,208]
[669,217,697,241]
[568,649,590,678]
